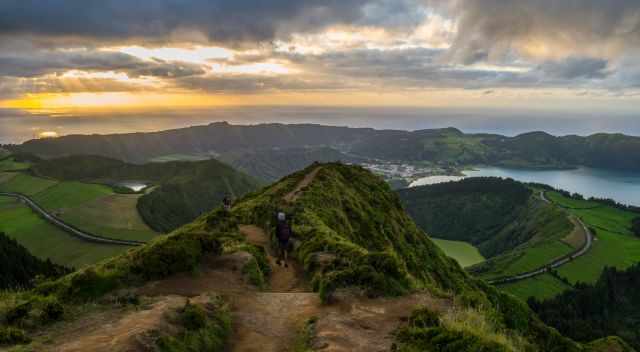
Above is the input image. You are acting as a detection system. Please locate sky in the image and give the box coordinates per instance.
[0,0,639,138]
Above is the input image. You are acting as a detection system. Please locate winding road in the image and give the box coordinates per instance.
[0,192,144,246]
[488,191,594,285]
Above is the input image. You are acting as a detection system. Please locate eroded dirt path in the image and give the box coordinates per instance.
[283,166,322,203]
[42,295,187,352]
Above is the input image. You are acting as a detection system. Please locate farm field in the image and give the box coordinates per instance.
[0,173,58,195]
[478,240,574,281]
[0,157,30,171]
[0,197,129,268]
[499,191,640,300]
[432,238,485,268]
[0,171,159,266]
[501,273,572,301]
[60,194,158,242]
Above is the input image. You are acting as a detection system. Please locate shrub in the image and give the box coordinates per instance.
[0,327,30,345]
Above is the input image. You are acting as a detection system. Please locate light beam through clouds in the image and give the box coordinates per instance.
[0,0,638,112]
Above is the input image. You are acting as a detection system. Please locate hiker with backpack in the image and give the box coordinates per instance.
[222,195,232,212]
[275,212,292,268]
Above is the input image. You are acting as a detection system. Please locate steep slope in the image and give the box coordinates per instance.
[0,232,69,290]
[530,264,640,350]
[32,155,262,232]
[0,163,626,351]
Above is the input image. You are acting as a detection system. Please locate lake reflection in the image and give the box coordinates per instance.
[464,167,640,207]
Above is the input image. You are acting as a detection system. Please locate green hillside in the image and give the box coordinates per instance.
[0,232,69,290]
[0,163,619,351]
[398,178,573,263]
[530,264,640,350]
[547,192,640,285]
[32,155,262,232]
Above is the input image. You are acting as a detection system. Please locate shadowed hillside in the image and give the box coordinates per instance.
[10,123,640,173]
[0,232,69,290]
[32,155,262,232]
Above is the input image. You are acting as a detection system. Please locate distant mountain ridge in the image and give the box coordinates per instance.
[10,122,640,172]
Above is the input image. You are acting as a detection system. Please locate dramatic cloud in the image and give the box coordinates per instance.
[447,0,640,63]
[0,0,410,45]
[0,0,639,108]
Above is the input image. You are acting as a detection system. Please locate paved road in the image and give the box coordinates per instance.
[488,191,594,285]
[0,192,144,246]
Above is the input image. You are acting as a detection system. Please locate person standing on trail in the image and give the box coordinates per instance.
[222,195,232,212]
[275,212,292,268]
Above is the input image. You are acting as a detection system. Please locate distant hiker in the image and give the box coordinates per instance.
[223,195,232,212]
[275,212,292,267]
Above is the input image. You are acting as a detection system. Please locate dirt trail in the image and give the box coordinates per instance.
[313,293,451,352]
[42,295,187,352]
[283,166,322,203]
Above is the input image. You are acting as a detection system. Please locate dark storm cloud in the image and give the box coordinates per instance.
[0,50,205,78]
[538,57,610,80]
[447,0,640,63]
[0,0,397,45]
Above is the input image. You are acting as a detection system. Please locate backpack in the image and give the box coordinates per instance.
[276,221,291,241]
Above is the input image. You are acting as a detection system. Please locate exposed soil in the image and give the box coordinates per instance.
[283,166,322,203]
[41,295,186,352]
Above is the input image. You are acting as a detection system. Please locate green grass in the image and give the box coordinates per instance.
[33,182,113,211]
[501,274,571,301]
[557,228,640,284]
[492,241,574,279]
[504,192,640,299]
[0,158,30,172]
[546,192,600,209]
[0,197,129,268]
[0,173,58,195]
[432,238,485,268]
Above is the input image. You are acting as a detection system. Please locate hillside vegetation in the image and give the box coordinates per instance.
[0,232,69,290]
[398,178,572,260]
[11,122,640,172]
[530,264,640,350]
[0,163,619,351]
[32,155,261,232]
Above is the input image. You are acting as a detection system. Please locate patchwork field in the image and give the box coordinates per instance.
[502,273,572,300]
[0,173,58,195]
[0,197,129,268]
[0,157,30,171]
[501,191,640,300]
[432,238,485,268]
[60,194,158,242]
[0,171,159,266]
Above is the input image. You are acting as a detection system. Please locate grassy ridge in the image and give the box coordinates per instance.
[0,163,610,350]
